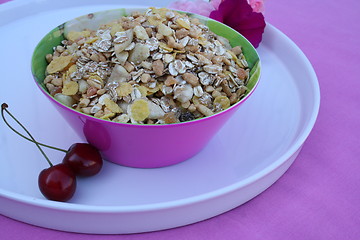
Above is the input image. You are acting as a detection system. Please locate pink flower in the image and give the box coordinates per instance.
[168,0,216,17]
[168,0,266,48]
[210,0,266,47]
[210,0,222,9]
[247,0,265,13]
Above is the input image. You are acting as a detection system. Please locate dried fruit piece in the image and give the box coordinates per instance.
[85,37,99,44]
[67,65,77,76]
[134,25,149,40]
[213,96,230,109]
[152,7,170,18]
[147,14,163,26]
[62,81,78,95]
[110,23,124,36]
[116,82,133,97]
[104,98,122,113]
[157,23,173,36]
[67,30,91,42]
[44,8,252,124]
[136,85,148,97]
[46,55,73,74]
[163,111,178,124]
[176,18,191,29]
[179,111,195,122]
[130,99,150,122]
[100,112,116,120]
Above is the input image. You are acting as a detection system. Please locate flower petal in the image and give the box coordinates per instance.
[210,0,266,48]
[168,0,215,17]
[247,0,265,13]
[210,0,222,9]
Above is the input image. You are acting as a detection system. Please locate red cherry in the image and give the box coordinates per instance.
[2,104,103,202]
[38,163,77,202]
[62,143,103,177]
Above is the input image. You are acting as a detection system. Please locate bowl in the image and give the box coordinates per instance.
[31,7,261,168]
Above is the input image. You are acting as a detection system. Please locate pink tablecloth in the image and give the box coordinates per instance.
[1,0,359,239]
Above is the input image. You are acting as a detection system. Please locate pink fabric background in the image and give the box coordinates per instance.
[1,0,360,239]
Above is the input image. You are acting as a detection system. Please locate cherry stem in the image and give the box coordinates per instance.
[1,103,54,167]
[1,103,67,153]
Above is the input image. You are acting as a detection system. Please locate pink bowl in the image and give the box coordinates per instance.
[31,8,261,168]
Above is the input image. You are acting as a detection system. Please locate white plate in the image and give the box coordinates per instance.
[0,0,320,234]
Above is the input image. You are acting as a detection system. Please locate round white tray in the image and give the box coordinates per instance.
[0,0,320,234]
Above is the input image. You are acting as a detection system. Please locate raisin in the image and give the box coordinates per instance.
[179,112,195,122]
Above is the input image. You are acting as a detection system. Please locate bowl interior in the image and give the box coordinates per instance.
[31,7,261,122]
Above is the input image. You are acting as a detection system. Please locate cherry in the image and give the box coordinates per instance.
[63,143,103,177]
[38,163,76,202]
[1,103,103,202]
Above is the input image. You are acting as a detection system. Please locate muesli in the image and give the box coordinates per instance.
[44,7,250,124]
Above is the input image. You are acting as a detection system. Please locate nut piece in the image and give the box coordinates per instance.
[148,101,165,119]
[175,28,189,39]
[140,73,151,83]
[114,29,134,53]
[236,68,247,80]
[231,46,242,55]
[44,8,252,124]
[54,93,75,107]
[78,80,89,93]
[196,104,214,116]
[152,59,165,76]
[182,72,199,86]
[108,65,131,83]
[229,93,238,104]
[115,51,129,65]
[221,80,233,97]
[165,75,177,86]
[113,114,130,123]
[128,43,150,64]
[173,84,193,103]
